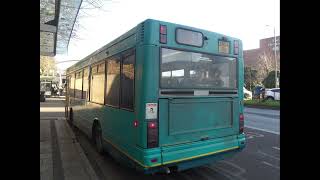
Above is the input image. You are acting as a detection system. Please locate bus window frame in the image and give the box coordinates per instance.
[75,70,83,99]
[103,47,136,112]
[70,72,76,98]
[105,54,121,108]
[89,61,106,105]
[82,66,90,100]
[158,46,239,92]
[119,48,135,112]
[175,27,204,48]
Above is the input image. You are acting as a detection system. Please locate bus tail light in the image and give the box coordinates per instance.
[234,40,239,55]
[147,120,158,148]
[160,25,167,34]
[159,24,167,44]
[239,113,244,134]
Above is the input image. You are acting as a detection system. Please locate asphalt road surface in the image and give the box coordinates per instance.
[71,107,280,180]
[244,107,280,135]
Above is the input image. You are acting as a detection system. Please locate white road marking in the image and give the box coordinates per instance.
[257,150,280,161]
[245,131,265,139]
[205,161,247,180]
[211,165,247,180]
[245,125,280,135]
[220,160,247,176]
[272,146,280,150]
[261,161,280,170]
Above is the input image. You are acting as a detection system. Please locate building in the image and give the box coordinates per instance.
[244,36,280,70]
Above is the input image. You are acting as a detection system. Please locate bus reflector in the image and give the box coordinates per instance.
[239,113,244,133]
[151,158,158,163]
[147,121,158,148]
[234,40,239,55]
[133,120,138,127]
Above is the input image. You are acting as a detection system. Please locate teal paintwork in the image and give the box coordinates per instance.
[66,19,245,173]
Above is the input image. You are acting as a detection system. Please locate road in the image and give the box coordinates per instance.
[244,107,280,135]
[71,106,280,180]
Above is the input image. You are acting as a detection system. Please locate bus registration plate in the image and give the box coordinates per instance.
[219,40,230,54]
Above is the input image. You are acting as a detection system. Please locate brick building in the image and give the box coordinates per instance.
[244,36,280,70]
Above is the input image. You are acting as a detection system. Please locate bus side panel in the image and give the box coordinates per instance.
[135,45,160,149]
[72,101,100,137]
[100,107,137,156]
[238,41,244,114]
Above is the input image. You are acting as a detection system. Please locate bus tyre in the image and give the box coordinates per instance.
[93,123,104,154]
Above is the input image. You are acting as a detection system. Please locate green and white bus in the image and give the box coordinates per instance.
[65,19,246,174]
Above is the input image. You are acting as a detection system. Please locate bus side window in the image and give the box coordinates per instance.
[90,63,105,104]
[106,56,121,107]
[82,68,89,100]
[120,52,135,110]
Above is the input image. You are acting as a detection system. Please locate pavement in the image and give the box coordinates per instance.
[40,98,98,180]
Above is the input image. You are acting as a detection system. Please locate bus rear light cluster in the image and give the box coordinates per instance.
[239,113,244,134]
[147,120,159,148]
[234,40,239,55]
[160,25,167,44]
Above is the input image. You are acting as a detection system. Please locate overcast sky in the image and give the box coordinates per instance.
[55,0,280,70]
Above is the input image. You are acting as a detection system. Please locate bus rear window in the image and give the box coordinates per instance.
[160,48,237,89]
[176,28,203,47]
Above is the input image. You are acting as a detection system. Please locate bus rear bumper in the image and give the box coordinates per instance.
[141,134,246,174]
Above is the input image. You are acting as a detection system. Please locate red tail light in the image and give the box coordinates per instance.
[160,25,167,34]
[147,121,158,148]
[234,40,239,55]
[239,113,244,133]
[159,24,167,44]
[148,122,156,128]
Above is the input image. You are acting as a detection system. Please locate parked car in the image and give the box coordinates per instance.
[243,87,252,100]
[264,88,280,100]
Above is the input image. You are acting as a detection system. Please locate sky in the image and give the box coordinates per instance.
[55,0,280,70]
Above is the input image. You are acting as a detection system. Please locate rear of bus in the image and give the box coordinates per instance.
[137,19,246,173]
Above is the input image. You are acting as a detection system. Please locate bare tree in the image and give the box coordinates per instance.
[40,56,57,76]
[256,51,280,82]
[70,0,113,41]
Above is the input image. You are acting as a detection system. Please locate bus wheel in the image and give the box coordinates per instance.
[93,123,104,154]
[68,108,73,125]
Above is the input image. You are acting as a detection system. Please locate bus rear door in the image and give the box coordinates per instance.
[158,97,239,147]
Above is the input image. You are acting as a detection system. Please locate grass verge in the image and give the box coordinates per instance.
[244,99,280,109]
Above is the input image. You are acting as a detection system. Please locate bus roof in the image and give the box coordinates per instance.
[67,19,241,74]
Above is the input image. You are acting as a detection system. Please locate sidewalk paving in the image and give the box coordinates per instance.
[40,98,98,180]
